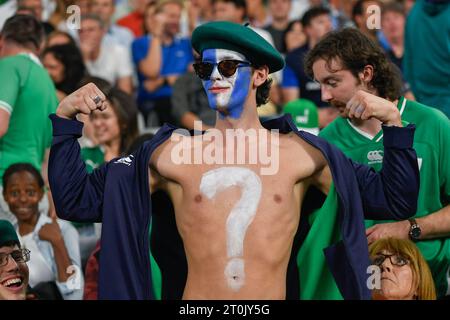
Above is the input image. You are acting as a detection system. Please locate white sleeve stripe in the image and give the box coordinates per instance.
[0,101,12,114]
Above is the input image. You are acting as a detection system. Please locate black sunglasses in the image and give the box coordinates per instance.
[193,60,252,80]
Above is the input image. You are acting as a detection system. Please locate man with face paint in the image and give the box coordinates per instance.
[48,21,419,300]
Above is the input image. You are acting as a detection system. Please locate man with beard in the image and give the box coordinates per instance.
[314,28,450,298]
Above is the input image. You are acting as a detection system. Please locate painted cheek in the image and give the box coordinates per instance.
[203,79,218,111]
[226,68,252,119]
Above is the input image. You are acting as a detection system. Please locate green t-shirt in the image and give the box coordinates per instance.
[320,97,450,297]
[0,54,58,179]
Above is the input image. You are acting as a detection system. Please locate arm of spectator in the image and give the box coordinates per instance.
[52,220,84,300]
[38,217,72,283]
[115,45,134,94]
[49,84,108,222]
[417,205,450,239]
[0,109,10,138]
[117,76,133,95]
[0,59,19,137]
[138,13,165,79]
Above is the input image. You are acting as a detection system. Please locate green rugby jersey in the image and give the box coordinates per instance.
[0,53,58,178]
[320,97,450,297]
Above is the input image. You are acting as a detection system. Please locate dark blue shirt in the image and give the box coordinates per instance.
[132,35,194,103]
[282,44,326,108]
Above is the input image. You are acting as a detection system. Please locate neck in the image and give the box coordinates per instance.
[0,42,36,58]
[271,17,289,30]
[103,138,121,161]
[389,37,404,56]
[214,102,263,132]
[308,38,319,50]
[18,213,40,236]
[161,33,174,45]
[252,6,267,23]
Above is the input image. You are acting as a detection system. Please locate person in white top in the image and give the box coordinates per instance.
[78,14,133,94]
[2,163,83,300]
[90,0,135,49]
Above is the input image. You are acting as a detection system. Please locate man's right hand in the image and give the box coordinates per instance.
[56,83,107,120]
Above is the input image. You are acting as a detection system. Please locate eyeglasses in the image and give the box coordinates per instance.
[193,60,252,80]
[371,253,410,267]
[0,249,31,267]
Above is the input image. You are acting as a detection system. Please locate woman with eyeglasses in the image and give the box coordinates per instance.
[0,220,29,300]
[2,163,83,300]
[369,237,436,300]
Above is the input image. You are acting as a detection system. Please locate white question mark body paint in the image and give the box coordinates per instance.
[200,167,262,291]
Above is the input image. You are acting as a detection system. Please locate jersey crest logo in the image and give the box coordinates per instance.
[114,155,134,166]
[367,150,383,164]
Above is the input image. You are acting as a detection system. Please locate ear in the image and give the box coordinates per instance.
[37,188,45,202]
[359,65,374,85]
[253,65,269,88]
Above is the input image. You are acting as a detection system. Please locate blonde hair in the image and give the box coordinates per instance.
[369,237,436,300]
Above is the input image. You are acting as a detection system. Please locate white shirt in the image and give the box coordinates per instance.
[85,39,133,85]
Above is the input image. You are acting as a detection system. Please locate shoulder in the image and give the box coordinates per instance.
[403,99,449,124]
[132,36,149,49]
[319,117,347,140]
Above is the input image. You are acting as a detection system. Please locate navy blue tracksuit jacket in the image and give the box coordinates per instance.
[48,114,419,300]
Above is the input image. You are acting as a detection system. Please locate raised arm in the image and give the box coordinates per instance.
[48,84,109,222]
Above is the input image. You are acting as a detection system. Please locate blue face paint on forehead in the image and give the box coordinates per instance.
[201,48,252,119]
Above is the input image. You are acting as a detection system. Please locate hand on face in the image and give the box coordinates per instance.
[152,12,167,38]
[345,90,401,126]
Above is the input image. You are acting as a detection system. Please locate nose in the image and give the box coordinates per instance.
[321,87,333,103]
[19,191,28,203]
[380,258,393,273]
[210,64,222,80]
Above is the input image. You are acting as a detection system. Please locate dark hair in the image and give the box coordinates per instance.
[42,44,88,94]
[46,30,77,47]
[82,77,139,155]
[0,240,21,249]
[352,0,380,22]
[213,0,247,18]
[301,6,330,27]
[81,14,105,29]
[2,163,44,191]
[1,14,45,51]
[256,78,272,107]
[125,133,155,154]
[304,28,402,101]
[381,1,406,17]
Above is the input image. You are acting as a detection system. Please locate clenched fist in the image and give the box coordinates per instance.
[345,90,402,127]
[56,83,107,120]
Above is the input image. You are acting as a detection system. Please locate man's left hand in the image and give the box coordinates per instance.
[366,220,410,245]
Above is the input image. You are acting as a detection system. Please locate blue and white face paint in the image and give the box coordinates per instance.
[201,48,252,119]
